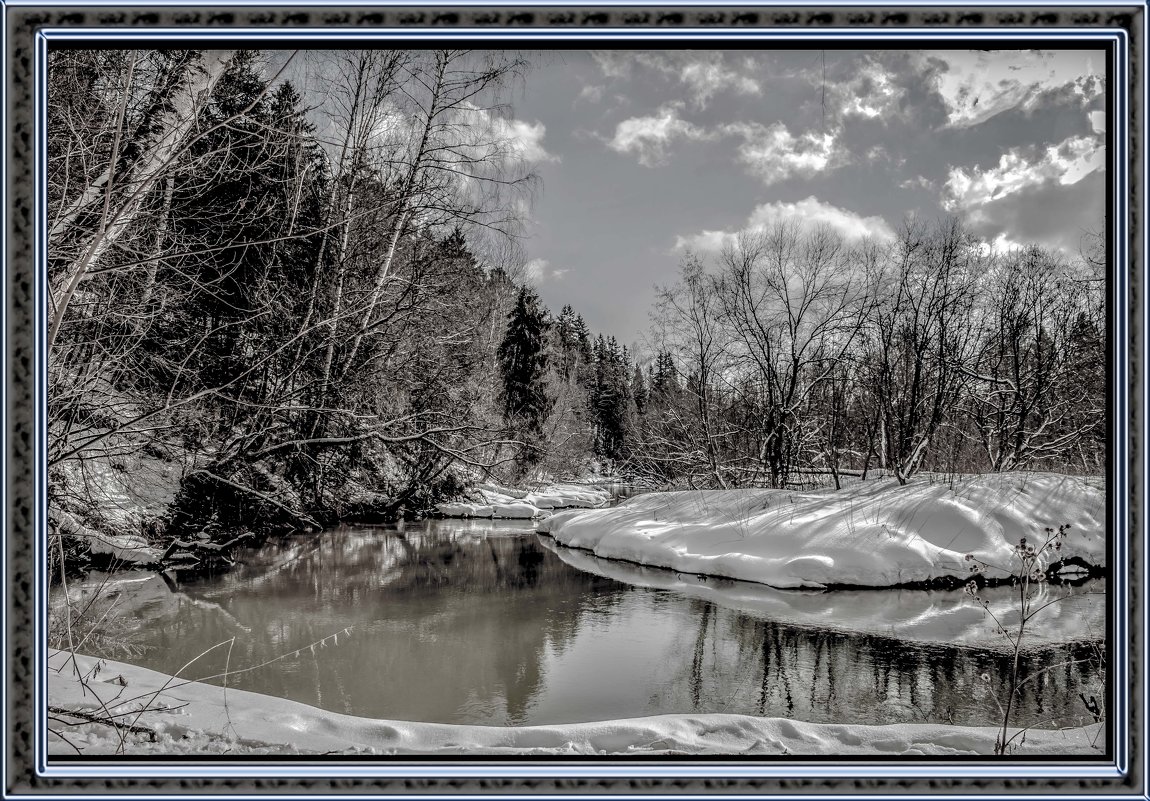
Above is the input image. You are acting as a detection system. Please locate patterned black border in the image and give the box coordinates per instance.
[4,5,1144,795]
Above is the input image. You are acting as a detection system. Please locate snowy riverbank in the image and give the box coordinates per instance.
[540,538,1105,650]
[537,473,1104,589]
[47,650,1102,756]
[436,483,611,520]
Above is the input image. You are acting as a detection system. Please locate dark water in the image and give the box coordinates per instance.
[94,520,1104,729]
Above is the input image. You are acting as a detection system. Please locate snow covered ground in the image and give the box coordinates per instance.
[47,650,1102,756]
[437,483,610,520]
[537,473,1104,589]
[540,538,1105,650]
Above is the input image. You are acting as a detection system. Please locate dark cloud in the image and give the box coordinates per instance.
[962,171,1105,255]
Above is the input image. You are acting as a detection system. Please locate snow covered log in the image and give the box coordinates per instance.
[436,484,610,519]
[537,473,1104,589]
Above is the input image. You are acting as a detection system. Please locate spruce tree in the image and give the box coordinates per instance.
[632,362,649,415]
[497,287,554,463]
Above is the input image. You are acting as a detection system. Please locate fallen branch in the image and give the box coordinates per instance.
[159,532,253,563]
[187,470,321,529]
[48,705,158,741]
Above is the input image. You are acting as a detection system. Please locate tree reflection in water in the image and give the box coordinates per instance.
[85,522,1102,730]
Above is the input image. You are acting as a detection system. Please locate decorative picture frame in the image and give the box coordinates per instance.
[3,2,1143,796]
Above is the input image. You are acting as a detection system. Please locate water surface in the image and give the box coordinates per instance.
[71,520,1104,730]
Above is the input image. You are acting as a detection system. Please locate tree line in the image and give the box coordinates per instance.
[622,220,1103,488]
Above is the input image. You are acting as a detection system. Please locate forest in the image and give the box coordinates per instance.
[47,48,1107,566]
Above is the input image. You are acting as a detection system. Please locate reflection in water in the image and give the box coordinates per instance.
[72,521,1104,729]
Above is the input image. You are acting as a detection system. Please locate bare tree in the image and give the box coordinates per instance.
[962,245,1100,471]
[865,217,980,484]
[713,224,874,487]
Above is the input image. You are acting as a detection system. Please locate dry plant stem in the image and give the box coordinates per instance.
[965,524,1091,755]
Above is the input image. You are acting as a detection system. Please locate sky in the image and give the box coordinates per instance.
[488,48,1106,347]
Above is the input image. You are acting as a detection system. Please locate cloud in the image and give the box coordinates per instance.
[591,51,760,107]
[900,175,935,191]
[1089,109,1105,135]
[723,122,842,185]
[523,258,568,284]
[982,231,1029,255]
[578,84,606,104]
[674,196,896,252]
[678,57,760,107]
[942,134,1104,211]
[839,59,904,120]
[960,171,1104,257]
[456,103,559,166]
[924,50,1105,128]
[607,103,710,167]
[494,117,559,164]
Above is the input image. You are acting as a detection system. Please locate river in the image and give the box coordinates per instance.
[60,518,1105,730]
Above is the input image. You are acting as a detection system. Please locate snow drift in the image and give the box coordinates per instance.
[536,473,1104,589]
[47,650,1101,756]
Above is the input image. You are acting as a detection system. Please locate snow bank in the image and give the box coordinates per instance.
[537,473,1104,589]
[88,533,163,565]
[436,483,610,520]
[540,538,1104,650]
[50,510,163,565]
[47,650,1101,756]
[58,452,182,532]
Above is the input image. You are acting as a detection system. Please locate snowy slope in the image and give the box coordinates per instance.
[537,473,1104,589]
[47,650,1102,756]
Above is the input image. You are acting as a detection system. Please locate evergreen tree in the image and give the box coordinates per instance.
[497,287,554,463]
[632,362,649,415]
[589,334,634,461]
[555,304,579,380]
[573,314,593,362]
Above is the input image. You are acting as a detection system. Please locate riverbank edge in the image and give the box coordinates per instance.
[46,650,1104,757]
[537,473,1106,590]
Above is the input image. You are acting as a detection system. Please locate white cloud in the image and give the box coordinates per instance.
[607,103,710,167]
[942,134,1104,211]
[590,51,635,79]
[494,117,559,164]
[675,196,896,252]
[1089,109,1106,135]
[523,258,568,284]
[723,122,842,185]
[900,175,935,191]
[678,58,760,107]
[454,103,559,166]
[578,84,606,104]
[983,231,1029,255]
[591,51,760,107]
[925,50,1105,128]
[523,258,549,283]
[840,60,904,119]
[506,117,558,163]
